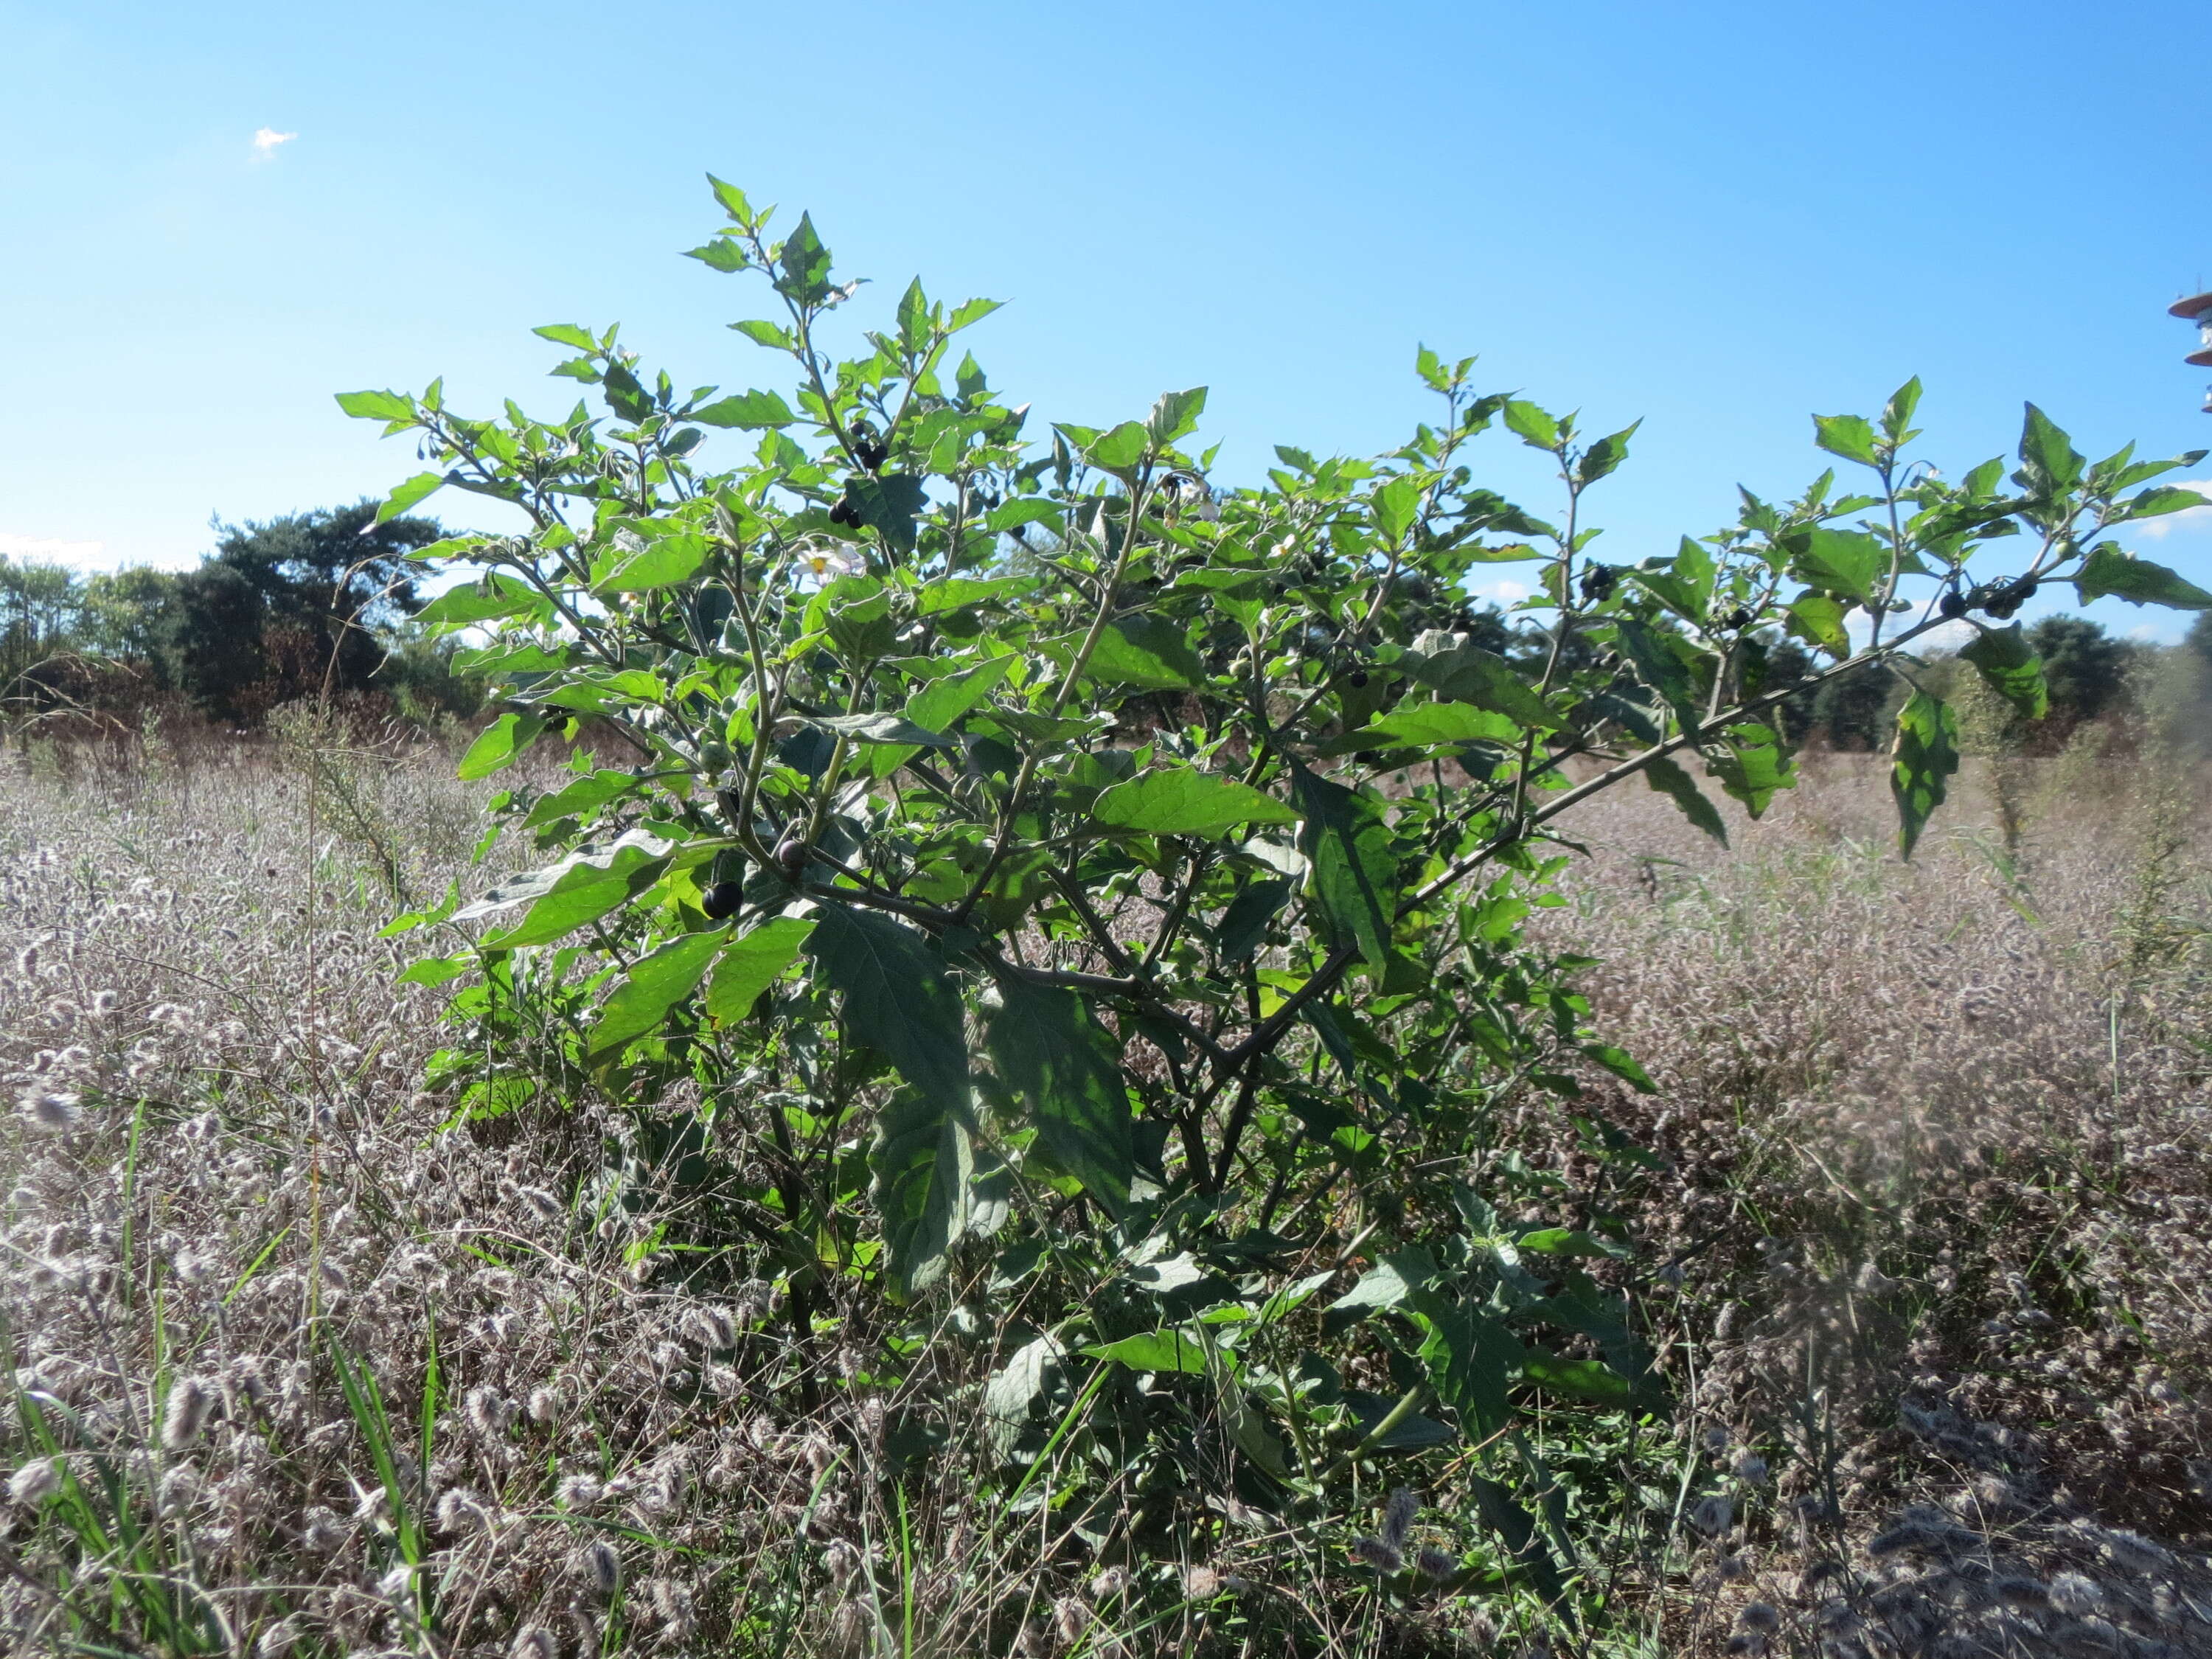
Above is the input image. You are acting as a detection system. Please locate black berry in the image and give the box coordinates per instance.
[700,880,743,920]
[1348,671,1370,688]
[1938,589,1969,619]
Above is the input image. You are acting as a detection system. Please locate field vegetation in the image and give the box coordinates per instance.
[5,177,2212,1658]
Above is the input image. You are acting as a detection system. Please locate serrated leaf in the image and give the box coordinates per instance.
[1401,637,1557,728]
[414,576,545,633]
[872,1085,975,1298]
[691,389,796,428]
[1890,690,1958,860]
[1413,1289,1523,1438]
[1574,420,1640,486]
[591,532,709,594]
[805,906,970,1113]
[905,654,1015,731]
[1703,722,1795,818]
[1812,413,1879,467]
[1610,618,1703,730]
[1094,770,1301,836]
[1371,475,1422,544]
[1642,757,1727,844]
[1783,594,1851,658]
[2072,543,2212,610]
[1958,624,2048,719]
[2019,402,2082,493]
[1082,420,1150,473]
[684,238,750,274]
[1784,526,1887,601]
[987,981,1133,1215]
[703,916,816,1022]
[459,833,672,946]
[1503,400,1559,449]
[1357,701,1522,750]
[1147,386,1206,447]
[532,323,599,352]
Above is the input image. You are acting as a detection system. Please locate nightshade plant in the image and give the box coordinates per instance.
[350,176,2207,1611]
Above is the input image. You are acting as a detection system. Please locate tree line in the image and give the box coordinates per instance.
[0,501,484,731]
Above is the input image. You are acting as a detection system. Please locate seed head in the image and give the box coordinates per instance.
[1053,1595,1087,1646]
[19,1087,80,1132]
[256,1615,304,1658]
[555,1474,602,1508]
[580,1539,621,1597]
[1380,1485,1419,1550]
[1736,1602,1780,1632]
[1090,1566,1130,1601]
[1352,1535,1405,1573]
[510,1627,558,1659]
[7,1457,62,1506]
[163,1377,214,1450]
[527,1387,558,1425]
[435,1486,490,1534]
[1416,1546,1459,1579]
[1689,1494,1734,1537]
[824,1538,862,1587]
[1182,1563,1221,1599]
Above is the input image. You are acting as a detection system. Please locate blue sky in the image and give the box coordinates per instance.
[2,0,2207,634]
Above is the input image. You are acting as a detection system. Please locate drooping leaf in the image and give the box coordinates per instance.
[2072,543,2212,611]
[1371,475,1422,544]
[1292,766,1398,970]
[1215,879,1293,965]
[1413,1289,1523,1438]
[1783,594,1851,658]
[1703,723,1795,818]
[703,916,816,1022]
[459,833,673,947]
[872,1086,975,1298]
[983,1333,1062,1457]
[1401,637,1557,728]
[987,981,1133,1216]
[805,906,970,1113]
[1356,700,1521,750]
[1083,420,1150,473]
[1890,690,1958,859]
[1610,618,1703,731]
[592,532,711,594]
[1958,624,2048,719]
[1324,1248,1436,1337]
[1641,756,1727,845]
[1093,770,1301,836]
[588,930,723,1053]
[905,654,1016,731]
[848,473,929,557]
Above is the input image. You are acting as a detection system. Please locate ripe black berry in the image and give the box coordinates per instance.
[854,439,888,470]
[1348,671,1370,688]
[1723,606,1751,630]
[827,498,859,526]
[1579,565,1617,602]
[700,880,743,920]
[1938,589,1969,619]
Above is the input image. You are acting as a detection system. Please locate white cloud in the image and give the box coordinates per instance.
[1473,579,1531,605]
[0,533,107,567]
[250,127,298,161]
[2135,479,2212,539]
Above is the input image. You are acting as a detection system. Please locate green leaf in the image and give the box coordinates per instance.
[522,768,646,829]
[703,916,816,1022]
[1413,1290,1523,1438]
[1574,420,1640,486]
[706,173,757,226]
[2120,484,2211,521]
[1084,421,1150,473]
[1610,618,1703,730]
[1292,766,1397,970]
[1371,476,1422,544]
[1215,879,1292,964]
[600,361,652,423]
[1881,376,1923,443]
[729,319,795,350]
[691,389,796,428]
[1642,757,1727,844]
[849,473,930,559]
[684,238,750,274]
[1890,690,1958,860]
[1358,701,1522,751]
[906,655,1015,731]
[532,323,599,352]
[414,576,544,632]
[1083,613,1206,690]
[1147,387,1207,448]
[805,906,970,1114]
[591,532,709,594]
[456,712,545,781]
[799,712,957,747]
[1958,624,2048,719]
[1812,413,1880,467]
[378,471,447,524]
[460,834,672,947]
[335,389,414,422]
[872,1087,975,1298]
[1503,400,1559,450]
[1084,1329,1208,1374]
[984,1334,1060,1456]
[1402,638,1557,728]
[987,981,1134,1215]
[1784,527,1887,601]
[589,930,723,1053]
[2072,543,2212,611]
[1520,1351,1633,1402]
[1581,1043,1656,1092]
[774,212,833,303]
[1783,594,1851,658]
[1093,770,1301,836]
[1703,723,1795,818]
[2019,402,2083,493]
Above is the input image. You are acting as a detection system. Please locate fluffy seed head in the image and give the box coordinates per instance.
[1182,1564,1221,1599]
[581,1539,621,1596]
[1416,1546,1459,1579]
[7,1457,62,1506]
[19,1087,79,1132]
[162,1377,214,1450]
[1053,1595,1086,1645]
[1690,1494,1734,1537]
[510,1627,557,1659]
[1352,1536,1405,1573]
[1737,1601,1781,1632]
[1380,1485,1419,1549]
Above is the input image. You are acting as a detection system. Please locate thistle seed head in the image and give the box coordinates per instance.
[1380,1485,1419,1550]
[1352,1535,1405,1573]
[162,1376,214,1450]
[581,1539,621,1597]
[7,1457,62,1506]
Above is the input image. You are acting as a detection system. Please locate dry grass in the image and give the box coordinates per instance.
[4,726,2212,1658]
